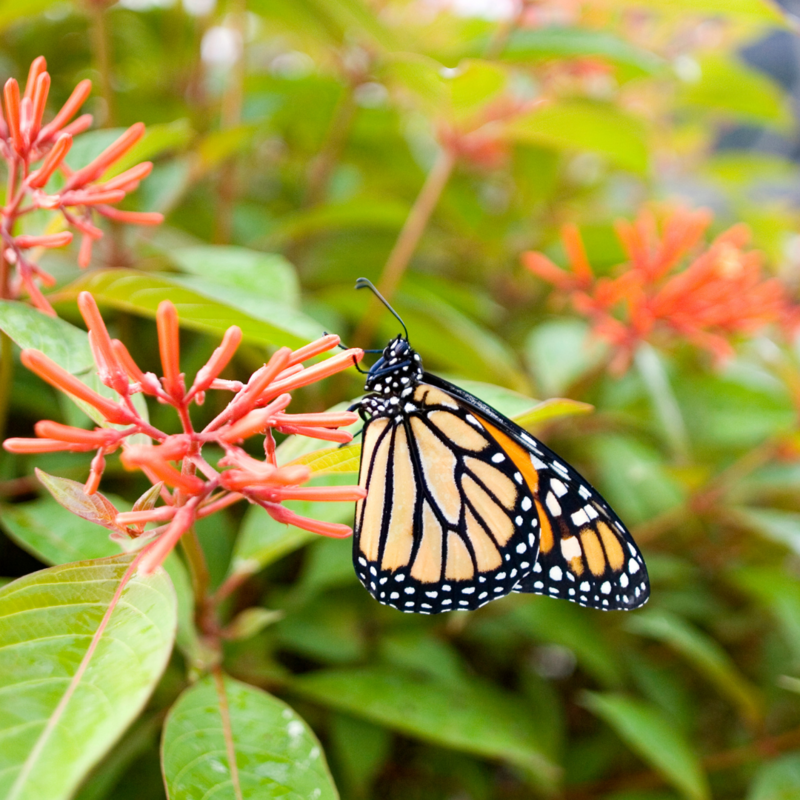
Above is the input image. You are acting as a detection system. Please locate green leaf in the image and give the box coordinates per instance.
[581,692,710,800]
[748,754,800,800]
[625,610,762,724]
[266,198,409,246]
[0,495,122,564]
[52,268,325,350]
[728,507,800,555]
[445,60,508,122]
[195,125,257,171]
[0,494,199,666]
[328,714,391,799]
[498,27,665,76]
[679,55,790,126]
[504,101,649,174]
[635,345,690,461]
[0,0,61,29]
[291,443,362,475]
[730,567,800,666]
[166,245,300,306]
[162,672,337,800]
[225,608,284,641]
[444,379,541,419]
[513,398,594,429]
[606,0,785,22]
[590,435,685,525]
[505,599,623,687]
[292,667,561,790]
[526,319,609,397]
[0,554,177,800]
[0,300,93,374]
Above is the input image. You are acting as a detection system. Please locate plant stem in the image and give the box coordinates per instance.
[353,146,457,346]
[180,524,212,628]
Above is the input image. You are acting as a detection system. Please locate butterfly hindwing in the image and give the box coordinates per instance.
[421,374,650,611]
[354,384,540,613]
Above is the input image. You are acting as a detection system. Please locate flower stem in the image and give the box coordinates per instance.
[180,524,212,625]
[353,145,457,346]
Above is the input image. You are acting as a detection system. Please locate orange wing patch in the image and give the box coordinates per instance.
[477,418,539,493]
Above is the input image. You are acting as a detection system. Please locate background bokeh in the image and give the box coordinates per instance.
[5,0,800,798]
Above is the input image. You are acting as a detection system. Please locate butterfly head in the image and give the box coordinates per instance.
[364,335,423,397]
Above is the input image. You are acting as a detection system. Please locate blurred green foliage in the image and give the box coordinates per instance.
[4,0,800,798]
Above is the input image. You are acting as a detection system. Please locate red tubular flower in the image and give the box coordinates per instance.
[4,294,366,575]
[523,205,799,374]
[0,58,163,311]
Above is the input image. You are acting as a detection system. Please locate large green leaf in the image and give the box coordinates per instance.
[730,507,800,555]
[0,554,177,800]
[497,27,665,75]
[581,692,710,800]
[625,610,762,724]
[679,55,790,126]
[265,199,409,246]
[162,672,337,800]
[52,269,325,349]
[166,246,300,306]
[0,0,60,28]
[505,599,622,687]
[0,495,123,564]
[292,667,560,790]
[0,494,200,667]
[730,567,800,666]
[748,754,800,800]
[504,101,649,174]
[526,319,609,398]
[0,300,92,374]
[603,0,785,21]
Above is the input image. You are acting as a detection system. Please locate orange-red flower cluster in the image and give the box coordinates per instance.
[0,57,162,314]
[4,292,365,574]
[523,207,798,373]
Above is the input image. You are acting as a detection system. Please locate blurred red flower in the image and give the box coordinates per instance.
[4,293,365,575]
[0,57,162,314]
[523,206,798,374]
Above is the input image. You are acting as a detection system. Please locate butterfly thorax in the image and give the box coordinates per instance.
[361,336,424,419]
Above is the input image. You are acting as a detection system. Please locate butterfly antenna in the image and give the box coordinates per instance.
[355,277,409,340]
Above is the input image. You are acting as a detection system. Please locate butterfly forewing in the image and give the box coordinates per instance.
[354,384,540,613]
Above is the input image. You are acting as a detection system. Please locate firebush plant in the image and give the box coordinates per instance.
[4,2,800,800]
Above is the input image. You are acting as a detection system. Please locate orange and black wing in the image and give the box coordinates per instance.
[422,374,650,611]
[353,383,540,613]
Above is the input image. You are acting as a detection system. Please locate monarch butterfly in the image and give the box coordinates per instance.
[351,278,649,615]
